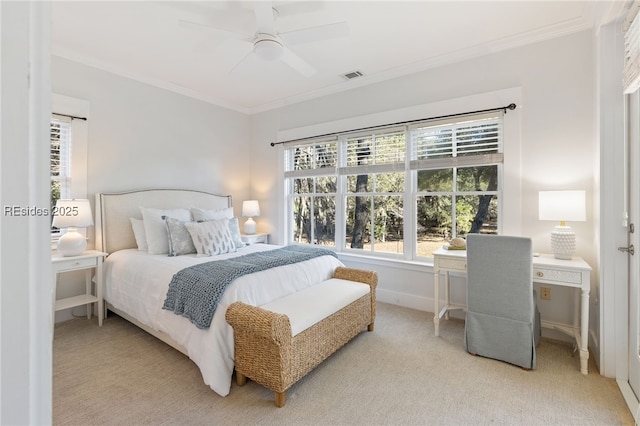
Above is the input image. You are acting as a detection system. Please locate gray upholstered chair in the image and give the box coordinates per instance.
[464,234,541,369]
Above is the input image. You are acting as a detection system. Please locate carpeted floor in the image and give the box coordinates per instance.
[53,302,634,425]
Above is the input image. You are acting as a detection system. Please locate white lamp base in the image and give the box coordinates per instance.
[57,228,87,257]
[550,225,575,260]
[244,217,257,235]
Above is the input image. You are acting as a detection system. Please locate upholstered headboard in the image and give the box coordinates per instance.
[95,189,232,254]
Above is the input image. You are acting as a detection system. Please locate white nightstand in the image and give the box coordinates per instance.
[52,250,107,329]
[241,233,269,245]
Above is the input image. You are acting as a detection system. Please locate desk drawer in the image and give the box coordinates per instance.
[438,258,467,272]
[533,268,582,285]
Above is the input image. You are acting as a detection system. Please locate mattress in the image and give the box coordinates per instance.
[103,244,343,396]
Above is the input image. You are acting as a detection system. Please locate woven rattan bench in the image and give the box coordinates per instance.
[225,266,377,407]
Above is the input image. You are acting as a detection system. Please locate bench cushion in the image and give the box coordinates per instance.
[260,278,370,336]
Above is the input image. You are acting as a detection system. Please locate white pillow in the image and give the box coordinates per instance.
[190,207,234,221]
[140,207,192,255]
[184,219,237,256]
[130,218,148,251]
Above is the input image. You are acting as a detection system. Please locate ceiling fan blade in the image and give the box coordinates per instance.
[253,1,275,35]
[280,46,316,77]
[280,21,349,45]
[228,48,256,75]
[178,19,252,43]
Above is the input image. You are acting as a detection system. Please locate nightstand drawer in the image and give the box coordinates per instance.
[54,256,97,272]
[533,268,582,285]
[241,233,269,245]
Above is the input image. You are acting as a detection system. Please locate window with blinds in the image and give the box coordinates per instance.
[283,110,505,259]
[51,115,72,233]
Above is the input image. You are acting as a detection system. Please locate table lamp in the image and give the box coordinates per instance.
[52,198,94,256]
[242,200,260,234]
[538,190,586,259]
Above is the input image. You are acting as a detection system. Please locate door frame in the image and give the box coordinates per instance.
[599,14,639,423]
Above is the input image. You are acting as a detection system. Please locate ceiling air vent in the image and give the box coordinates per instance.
[342,70,363,80]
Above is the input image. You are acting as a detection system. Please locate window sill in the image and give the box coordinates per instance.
[336,251,435,273]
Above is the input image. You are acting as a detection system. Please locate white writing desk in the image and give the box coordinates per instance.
[432,247,592,374]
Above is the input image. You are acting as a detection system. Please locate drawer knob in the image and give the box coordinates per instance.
[536,271,543,278]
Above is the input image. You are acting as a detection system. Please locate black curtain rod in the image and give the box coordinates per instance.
[270,103,516,147]
[53,112,87,121]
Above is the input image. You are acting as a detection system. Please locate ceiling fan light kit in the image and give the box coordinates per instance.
[253,34,283,61]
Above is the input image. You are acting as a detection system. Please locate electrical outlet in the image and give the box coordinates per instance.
[540,286,551,300]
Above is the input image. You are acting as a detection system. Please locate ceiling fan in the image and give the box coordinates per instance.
[179,1,349,77]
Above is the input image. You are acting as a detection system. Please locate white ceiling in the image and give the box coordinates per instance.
[51,1,624,114]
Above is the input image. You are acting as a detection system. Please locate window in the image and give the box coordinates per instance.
[50,94,89,240]
[411,114,503,257]
[342,128,405,255]
[286,139,338,246]
[284,111,504,260]
[50,115,72,234]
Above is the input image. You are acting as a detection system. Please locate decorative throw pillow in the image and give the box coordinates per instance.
[164,217,197,256]
[184,219,237,256]
[130,218,148,251]
[140,207,192,255]
[227,217,245,249]
[190,207,234,221]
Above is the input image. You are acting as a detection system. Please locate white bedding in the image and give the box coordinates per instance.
[104,244,343,397]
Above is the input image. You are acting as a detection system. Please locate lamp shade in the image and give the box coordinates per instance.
[242,200,260,218]
[52,199,93,257]
[52,199,94,229]
[538,190,586,223]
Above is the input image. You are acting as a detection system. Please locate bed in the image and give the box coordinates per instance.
[95,189,343,397]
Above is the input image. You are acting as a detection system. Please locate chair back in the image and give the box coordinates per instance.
[466,234,533,323]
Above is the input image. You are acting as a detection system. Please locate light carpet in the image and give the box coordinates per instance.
[53,302,634,425]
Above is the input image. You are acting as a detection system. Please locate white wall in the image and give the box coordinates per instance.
[250,31,599,359]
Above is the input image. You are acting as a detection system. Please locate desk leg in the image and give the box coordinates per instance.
[579,287,590,374]
[434,267,440,336]
[444,271,450,321]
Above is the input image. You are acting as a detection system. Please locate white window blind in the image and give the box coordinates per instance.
[624,2,640,94]
[51,115,72,199]
[410,114,503,170]
[284,137,338,178]
[340,127,406,175]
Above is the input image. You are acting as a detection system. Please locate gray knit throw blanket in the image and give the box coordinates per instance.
[162,245,338,329]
